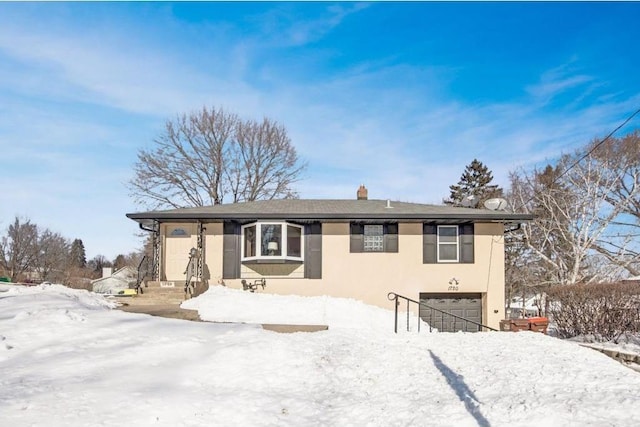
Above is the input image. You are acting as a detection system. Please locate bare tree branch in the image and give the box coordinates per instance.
[0,216,39,282]
[129,106,306,209]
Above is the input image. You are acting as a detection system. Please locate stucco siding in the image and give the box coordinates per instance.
[159,220,507,329]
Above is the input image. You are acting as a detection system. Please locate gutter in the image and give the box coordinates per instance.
[138,221,157,233]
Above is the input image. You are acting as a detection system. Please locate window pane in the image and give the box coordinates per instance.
[364,224,383,252]
[244,225,256,257]
[170,228,188,236]
[438,226,457,242]
[287,225,302,257]
[439,244,457,261]
[261,224,282,256]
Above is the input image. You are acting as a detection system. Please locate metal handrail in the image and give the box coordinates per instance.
[387,292,497,333]
[184,257,196,297]
[135,256,148,294]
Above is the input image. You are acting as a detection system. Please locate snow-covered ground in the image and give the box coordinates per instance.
[2,284,640,427]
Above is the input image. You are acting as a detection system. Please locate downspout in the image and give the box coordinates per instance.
[138,222,157,233]
[504,223,522,234]
[138,221,160,281]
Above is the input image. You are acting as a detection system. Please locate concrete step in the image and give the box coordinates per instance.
[117,281,208,307]
[144,281,184,289]
[142,289,185,296]
[117,294,185,306]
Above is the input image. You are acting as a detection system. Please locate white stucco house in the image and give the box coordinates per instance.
[91,266,137,294]
[126,186,532,331]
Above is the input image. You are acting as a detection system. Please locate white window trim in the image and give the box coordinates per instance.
[437,225,459,263]
[241,221,304,261]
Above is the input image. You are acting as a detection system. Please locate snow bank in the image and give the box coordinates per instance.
[181,285,421,331]
[2,283,640,427]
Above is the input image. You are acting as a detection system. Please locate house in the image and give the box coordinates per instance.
[126,186,532,331]
[623,275,640,285]
[91,266,137,294]
[507,296,540,319]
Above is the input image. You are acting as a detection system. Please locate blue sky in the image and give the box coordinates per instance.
[1,2,639,260]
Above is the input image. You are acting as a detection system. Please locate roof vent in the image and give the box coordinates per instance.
[385,199,393,209]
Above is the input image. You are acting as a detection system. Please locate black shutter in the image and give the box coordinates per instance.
[350,223,364,253]
[423,224,437,263]
[384,223,398,253]
[460,223,474,263]
[304,223,322,279]
[222,222,241,279]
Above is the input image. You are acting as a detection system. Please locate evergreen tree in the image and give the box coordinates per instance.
[444,159,503,207]
[69,239,87,268]
[113,254,127,270]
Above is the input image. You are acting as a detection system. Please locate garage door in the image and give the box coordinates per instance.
[419,293,482,332]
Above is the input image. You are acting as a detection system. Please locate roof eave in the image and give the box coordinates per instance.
[126,212,533,223]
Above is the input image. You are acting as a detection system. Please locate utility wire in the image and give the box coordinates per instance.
[553,107,640,184]
[515,106,640,211]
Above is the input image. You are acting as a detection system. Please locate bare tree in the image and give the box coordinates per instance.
[0,216,38,282]
[229,118,304,202]
[87,255,112,277]
[129,106,306,209]
[36,230,70,282]
[585,131,640,276]
[510,149,631,287]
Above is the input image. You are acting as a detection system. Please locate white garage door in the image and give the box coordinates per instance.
[419,293,483,332]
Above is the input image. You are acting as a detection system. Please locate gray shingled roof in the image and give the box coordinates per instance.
[126,199,533,224]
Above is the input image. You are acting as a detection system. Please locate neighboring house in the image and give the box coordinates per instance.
[91,266,137,294]
[126,186,532,331]
[507,296,540,319]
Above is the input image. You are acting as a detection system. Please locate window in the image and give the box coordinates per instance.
[241,222,303,261]
[364,225,384,252]
[423,223,474,264]
[287,225,302,257]
[244,225,256,257]
[261,224,282,256]
[169,227,188,237]
[350,223,398,253]
[437,225,459,262]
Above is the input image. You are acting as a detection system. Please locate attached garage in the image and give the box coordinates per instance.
[419,293,483,332]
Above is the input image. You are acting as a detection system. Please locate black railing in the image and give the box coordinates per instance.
[387,292,497,333]
[241,278,266,292]
[135,256,149,294]
[184,257,196,298]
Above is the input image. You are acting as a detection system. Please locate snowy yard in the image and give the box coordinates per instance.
[1,284,640,427]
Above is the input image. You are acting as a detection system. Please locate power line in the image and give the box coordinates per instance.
[515,106,640,211]
[552,107,640,184]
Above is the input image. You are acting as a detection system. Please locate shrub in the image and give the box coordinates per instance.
[546,282,640,342]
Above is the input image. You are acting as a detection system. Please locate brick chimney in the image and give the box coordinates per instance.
[357,184,368,200]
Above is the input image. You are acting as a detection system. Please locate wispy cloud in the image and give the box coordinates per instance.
[255,3,370,47]
[1,3,639,258]
[525,61,597,107]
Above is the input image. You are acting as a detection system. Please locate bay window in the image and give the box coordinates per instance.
[241,222,303,261]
